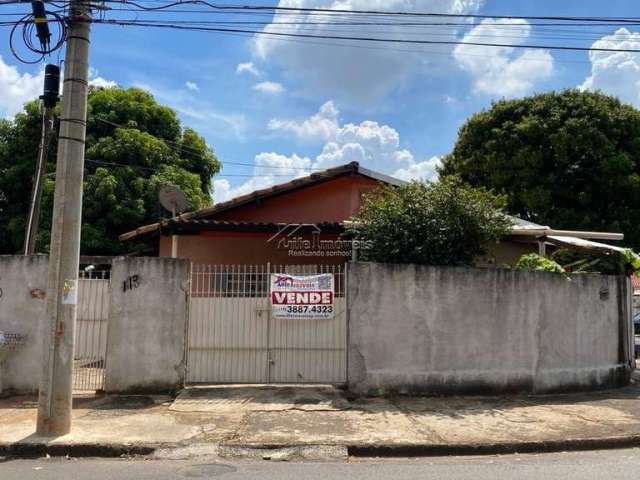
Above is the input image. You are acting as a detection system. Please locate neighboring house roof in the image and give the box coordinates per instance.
[508,219,626,258]
[632,275,640,292]
[120,161,400,241]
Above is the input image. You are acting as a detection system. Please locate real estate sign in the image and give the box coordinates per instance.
[270,273,335,319]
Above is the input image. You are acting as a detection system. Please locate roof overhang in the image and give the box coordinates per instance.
[158,220,345,236]
[510,228,624,241]
[542,235,628,256]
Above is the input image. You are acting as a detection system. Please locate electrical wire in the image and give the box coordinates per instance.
[73,8,640,28]
[4,1,639,62]
[80,1,640,23]
[90,18,640,54]
[92,116,323,172]
[9,9,67,63]
[93,18,640,44]
[85,158,311,176]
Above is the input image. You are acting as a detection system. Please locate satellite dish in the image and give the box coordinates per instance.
[159,185,188,217]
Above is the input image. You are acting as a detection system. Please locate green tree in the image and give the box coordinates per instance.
[0,87,220,255]
[440,89,640,249]
[350,178,512,265]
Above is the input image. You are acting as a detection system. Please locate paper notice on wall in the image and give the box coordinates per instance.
[270,273,335,319]
[62,279,77,305]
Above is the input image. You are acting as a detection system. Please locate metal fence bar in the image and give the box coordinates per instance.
[73,277,109,391]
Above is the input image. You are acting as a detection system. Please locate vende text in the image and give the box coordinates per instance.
[271,291,333,305]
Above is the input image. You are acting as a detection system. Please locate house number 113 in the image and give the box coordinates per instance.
[122,275,140,292]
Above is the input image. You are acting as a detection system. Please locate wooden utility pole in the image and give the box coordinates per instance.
[36,0,91,436]
[24,64,60,255]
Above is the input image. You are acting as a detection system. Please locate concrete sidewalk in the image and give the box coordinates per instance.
[3,374,640,458]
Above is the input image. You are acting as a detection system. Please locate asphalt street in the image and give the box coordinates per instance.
[2,448,640,479]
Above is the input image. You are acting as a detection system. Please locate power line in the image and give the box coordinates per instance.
[216,28,586,65]
[100,18,640,44]
[92,116,323,172]
[83,8,640,42]
[81,1,640,23]
[85,158,310,176]
[73,9,640,28]
[90,18,640,53]
[4,2,640,62]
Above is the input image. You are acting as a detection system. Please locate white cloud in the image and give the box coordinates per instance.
[0,55,43,117]
[214,176,277,203]
[580,28,640,106]
[392,156,441,182]
[214,152,311,203]
[253,0,484,105]
[268,100,339,141]
[453,18,554,97]
[185,81,199,92]
[314,142,367,168]
[254,151,312,176]
[216,101,440,202]
[88,67,117,89]
[236,61,261,76]
[90,76,117,88]
[253,81,285,94]
[0,57,116,117]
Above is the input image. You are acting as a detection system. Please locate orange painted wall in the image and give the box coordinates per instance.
[213,175,382,223]
[160,231,349,266]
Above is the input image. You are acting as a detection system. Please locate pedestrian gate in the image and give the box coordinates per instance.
[186,264,347,384]
[73,275,110,391]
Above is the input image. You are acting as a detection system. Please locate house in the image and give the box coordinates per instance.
[119,161,624,267]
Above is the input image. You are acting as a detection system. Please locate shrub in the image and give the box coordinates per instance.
[516,254,568,277]
[350,177,512,266]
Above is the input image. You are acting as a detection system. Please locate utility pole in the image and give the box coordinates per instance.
[24,64,60,255]
[36,0,91,436]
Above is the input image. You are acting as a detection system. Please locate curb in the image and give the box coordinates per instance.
[222,435,640,458]
[4,435,640,459]
[347,436,640,457]
[0,443,157,459]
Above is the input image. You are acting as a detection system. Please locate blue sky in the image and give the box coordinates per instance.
[1,0,640,202]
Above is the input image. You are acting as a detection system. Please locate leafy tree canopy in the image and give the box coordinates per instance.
[350,178,512,266]
[0,87,220,254]
[440,89,640,249]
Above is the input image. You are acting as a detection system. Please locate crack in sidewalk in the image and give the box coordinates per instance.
[387,399,447,444]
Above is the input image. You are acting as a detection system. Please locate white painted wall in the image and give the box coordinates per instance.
[0,256,48,394]
[105,257,190,393]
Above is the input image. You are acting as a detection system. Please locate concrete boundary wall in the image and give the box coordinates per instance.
[105,257,190,393]
[1,256,190,395]
[0,256,49,394]
[347,262,633,396]
[2,256,634,396]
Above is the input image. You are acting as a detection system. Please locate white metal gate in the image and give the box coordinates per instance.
[73,275,110,391]
[187,264,347,384]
